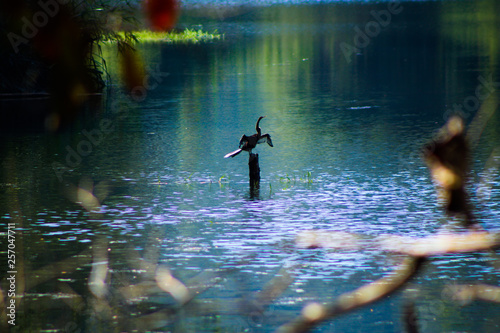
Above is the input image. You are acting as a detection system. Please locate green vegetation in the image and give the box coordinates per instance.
[218,174,229,188]
[104,29,223,44]
[277,171,314,189]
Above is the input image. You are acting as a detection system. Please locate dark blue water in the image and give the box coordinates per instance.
[2,1,500,332]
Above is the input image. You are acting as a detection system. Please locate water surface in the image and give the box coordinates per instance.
[2,1,500,332]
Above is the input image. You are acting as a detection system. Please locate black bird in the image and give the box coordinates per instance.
[224,116,273,158]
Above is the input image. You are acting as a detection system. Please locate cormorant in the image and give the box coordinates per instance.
[224,116,273,158]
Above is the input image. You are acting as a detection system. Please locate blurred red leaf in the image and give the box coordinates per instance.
[145,0,179,31]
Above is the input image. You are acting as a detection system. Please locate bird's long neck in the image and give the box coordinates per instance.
[255,116,264,136]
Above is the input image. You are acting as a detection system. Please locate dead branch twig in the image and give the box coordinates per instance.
[445,283,500,305]
[296,229,500,256]
[276,256,424,333]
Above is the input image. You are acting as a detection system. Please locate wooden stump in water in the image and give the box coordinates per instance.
[249,153,260,189]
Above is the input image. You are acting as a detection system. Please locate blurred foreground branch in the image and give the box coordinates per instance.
[26,248,92,290]
[424,116,474,226]
[296,229,500,256]
[276,257,424,333]
[445,283,500,305]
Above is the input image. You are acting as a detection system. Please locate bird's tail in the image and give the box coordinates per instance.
[224,149,242,158]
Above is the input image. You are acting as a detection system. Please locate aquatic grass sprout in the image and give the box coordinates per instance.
[218,174,230,187]
[277,171,313,189]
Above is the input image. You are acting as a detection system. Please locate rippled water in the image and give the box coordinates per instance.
[2,1,500,332]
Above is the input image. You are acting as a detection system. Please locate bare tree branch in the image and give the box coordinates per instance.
[296,229,500,256]
[377,231,500,256]
[275,257,424,333]
[26,248,92,290]
[445,283,500,305]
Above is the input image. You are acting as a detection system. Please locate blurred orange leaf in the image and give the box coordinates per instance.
[118,41,146,93]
